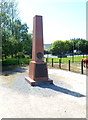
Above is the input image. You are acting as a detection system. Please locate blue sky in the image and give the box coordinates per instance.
[17,0,86,44]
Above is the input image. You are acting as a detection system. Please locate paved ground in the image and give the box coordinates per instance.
[0,66,86,118]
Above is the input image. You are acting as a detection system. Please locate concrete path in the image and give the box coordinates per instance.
[0,67,86,118]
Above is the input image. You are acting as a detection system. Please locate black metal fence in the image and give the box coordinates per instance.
[45,58,87,75]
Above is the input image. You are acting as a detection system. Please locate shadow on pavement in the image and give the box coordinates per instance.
[35,83,85,98]
[1,66,28,76]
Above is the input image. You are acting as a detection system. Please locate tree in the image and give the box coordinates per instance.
[1,0,32,59]
[0,0,19,58]
[44,50,51,54]
[49,38,88,57]
[50,40,65,56]
[70,38,86,54]
[76,39,88,55]
[22,33,32,57]
[63,40,72,54]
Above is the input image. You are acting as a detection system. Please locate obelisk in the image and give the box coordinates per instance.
[25,15,53,86]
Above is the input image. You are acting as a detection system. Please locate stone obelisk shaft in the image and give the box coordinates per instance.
[32,15,44,61]
[25,15,53,86]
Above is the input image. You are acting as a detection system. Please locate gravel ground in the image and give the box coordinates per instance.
[0,66,86,118]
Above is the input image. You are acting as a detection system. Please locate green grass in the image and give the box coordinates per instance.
[44,55,88,63]
[2,55,88,66]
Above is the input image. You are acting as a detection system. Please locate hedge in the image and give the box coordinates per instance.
[2,58,31,66]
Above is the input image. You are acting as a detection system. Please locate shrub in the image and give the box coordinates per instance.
[2,58,31,66]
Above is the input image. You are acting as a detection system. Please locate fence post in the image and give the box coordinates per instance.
[81,61,83,74]
[59,59,61,69]
[46,58,48,62]
[52,58,53,67]
[68,60,70,71]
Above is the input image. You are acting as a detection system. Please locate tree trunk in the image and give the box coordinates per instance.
[5,55,7,59]
[11,54,13,58]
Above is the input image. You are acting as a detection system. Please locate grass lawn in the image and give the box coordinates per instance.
[1,55,88,66]
[44,55,88,63]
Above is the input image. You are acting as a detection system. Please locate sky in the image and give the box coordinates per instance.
[17,0,86,44]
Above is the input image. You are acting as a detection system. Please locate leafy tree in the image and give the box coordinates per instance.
[22,33,32,57]
[63,40,72,54]
[0,0,19,58]
[76,39,88,55]
[49,38,88,56]
[44,49,51,54]
[1,0,32,59]
[8,36,19,58]
[50,40,65,56]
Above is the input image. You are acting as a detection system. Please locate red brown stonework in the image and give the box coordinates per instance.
[25,15,53,86]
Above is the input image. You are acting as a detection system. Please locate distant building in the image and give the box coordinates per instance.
[44,44,51,50]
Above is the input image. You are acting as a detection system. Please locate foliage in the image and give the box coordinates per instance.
[75,39,88,54]
[2,58,31,66]
[1,0,87,65]
[50,40,65,55]
[22,33,32,56]
[50,39,88,56]
[44,49,51,54]
[1,0,32,60]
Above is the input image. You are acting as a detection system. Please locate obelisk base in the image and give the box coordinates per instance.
[25,61,53,86]
[25,77,53,86]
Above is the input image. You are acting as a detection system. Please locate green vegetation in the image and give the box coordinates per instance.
[2,58,31,66]
[1,0,88,68]
[49,38,88,56]
[1,55,88,67]
[44,55,88,63]
[1,0,32,60]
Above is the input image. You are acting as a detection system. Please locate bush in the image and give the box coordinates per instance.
[25,55,30,59]
[2,58,31,66]
[19,58,31,64]
[2,59,18,66]
[17,52,25,58]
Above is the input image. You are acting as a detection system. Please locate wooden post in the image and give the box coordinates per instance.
[59,59,61,69]
[68,60,70,71]
[52,58,53,67]
[81,61,83,74]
